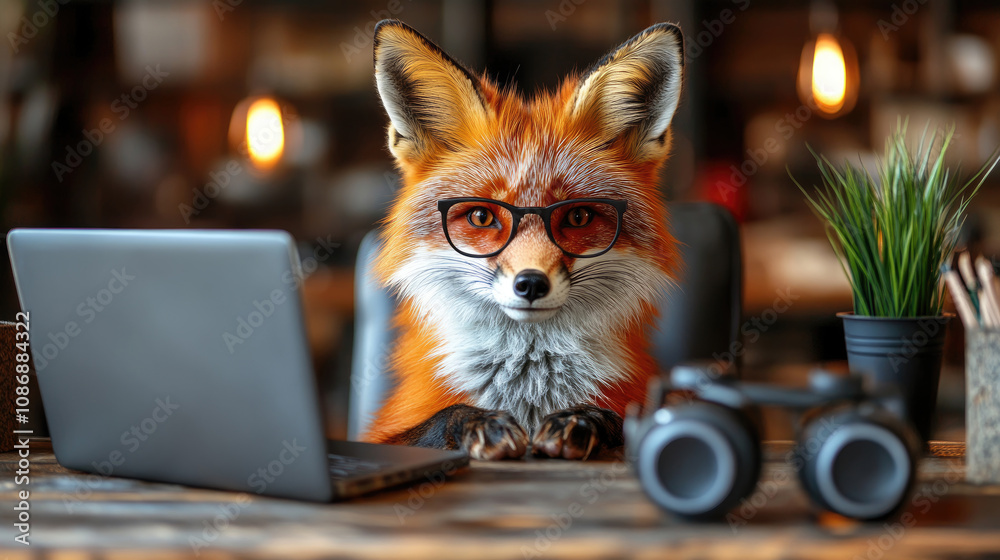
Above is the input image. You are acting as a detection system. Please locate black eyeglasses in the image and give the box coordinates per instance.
[437,198,628,258]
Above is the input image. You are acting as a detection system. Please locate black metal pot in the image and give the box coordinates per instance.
[839,313,951,443]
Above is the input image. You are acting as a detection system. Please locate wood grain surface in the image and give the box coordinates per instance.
[1,440,999,559]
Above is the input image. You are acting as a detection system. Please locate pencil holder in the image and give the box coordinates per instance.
[966,329,1000,485]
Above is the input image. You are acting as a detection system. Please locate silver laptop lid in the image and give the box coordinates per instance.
[7,229,333,501]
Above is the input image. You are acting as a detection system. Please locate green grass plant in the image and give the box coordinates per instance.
[793,121,998,317]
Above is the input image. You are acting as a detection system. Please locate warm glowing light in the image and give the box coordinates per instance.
[246,98,284,169]
[797,31,858,119]
[811,33,847,114]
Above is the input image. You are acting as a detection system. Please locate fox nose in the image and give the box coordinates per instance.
[513,270,550,302]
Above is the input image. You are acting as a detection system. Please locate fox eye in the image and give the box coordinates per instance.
[467,207,495,228]
[564,207,593,228]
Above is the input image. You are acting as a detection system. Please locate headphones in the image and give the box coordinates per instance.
[624,363,921,520]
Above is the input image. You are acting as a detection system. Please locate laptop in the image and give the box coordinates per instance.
[6,228,468,502]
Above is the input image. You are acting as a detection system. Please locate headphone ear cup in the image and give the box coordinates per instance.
[635,401,761,519]
[796,412,916,520]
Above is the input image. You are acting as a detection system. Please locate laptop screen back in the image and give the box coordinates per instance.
[7,229,332,501]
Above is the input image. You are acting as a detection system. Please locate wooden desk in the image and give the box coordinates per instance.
[2,440,999,559]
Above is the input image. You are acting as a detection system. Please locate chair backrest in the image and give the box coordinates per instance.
[347,202,742,440]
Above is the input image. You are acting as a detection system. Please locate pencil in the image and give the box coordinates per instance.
[945,269,980,330]
[976,257,1000,327]
[980,288,998,327]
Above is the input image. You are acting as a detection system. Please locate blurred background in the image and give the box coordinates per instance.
[2,0,998,439]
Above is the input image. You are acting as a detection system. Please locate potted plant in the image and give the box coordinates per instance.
[793,122,997,442]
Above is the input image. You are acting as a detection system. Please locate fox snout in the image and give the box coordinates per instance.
[512,270,549,302]
[481,221,569,322]
[494,267,568,322]
[492,254,571,323]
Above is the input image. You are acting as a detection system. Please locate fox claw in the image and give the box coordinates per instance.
[462,411,529,460]
[532,405,623,460]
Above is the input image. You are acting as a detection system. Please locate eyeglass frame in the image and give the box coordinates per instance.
[436,197,628,259]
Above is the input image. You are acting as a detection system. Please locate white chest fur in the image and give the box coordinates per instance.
[391,248,670,431]
[436,317,629,430]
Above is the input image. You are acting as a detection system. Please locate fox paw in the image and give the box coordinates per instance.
[462,411,529,460]
[532,405,624,460]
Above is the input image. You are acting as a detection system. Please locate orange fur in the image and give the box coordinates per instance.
[363,301,464,442]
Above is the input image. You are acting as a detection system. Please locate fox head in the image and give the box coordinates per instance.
[373,20,682,379]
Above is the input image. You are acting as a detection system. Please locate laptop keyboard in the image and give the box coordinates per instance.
[327,453,390,479]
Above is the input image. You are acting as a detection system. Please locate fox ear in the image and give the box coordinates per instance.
[571,23,684,159]
[373,20,489,163]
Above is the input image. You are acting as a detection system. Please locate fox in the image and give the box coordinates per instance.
[363,19,684,461]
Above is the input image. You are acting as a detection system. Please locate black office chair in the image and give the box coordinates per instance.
[347,202,742,439]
